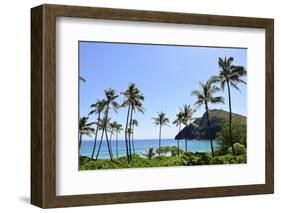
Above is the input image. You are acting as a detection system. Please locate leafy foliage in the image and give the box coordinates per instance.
[175,109,246,140]
[79,117,95,137]
[212,57,247,93]
[155,146,184,156]
[80,155,183,170]
[121,83,145,162]
[152,112,169,126]
[191,79,225,108]
[80,151,246,170]
[217,119,247,154]
[181,152,246,166]
[228,143,246,155]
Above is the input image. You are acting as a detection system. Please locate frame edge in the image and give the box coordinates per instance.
[31,4,275,208]
[265,19,274,194]
[31,5,44,208]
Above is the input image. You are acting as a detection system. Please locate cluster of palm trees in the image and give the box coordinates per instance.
[79,83,144,162]
[121,84,144,162]
[79,56,246,162]
[150,57,246,158]
[173,105,196,155]
[191,57,246,157]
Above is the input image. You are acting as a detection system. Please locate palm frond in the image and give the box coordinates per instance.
[214,56,247,92]
[230,81,241,91]
[79,76,86,82]
[210,96,224,104]
[152,112,169,126]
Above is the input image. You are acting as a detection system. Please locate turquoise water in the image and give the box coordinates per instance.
[80,138,219,159]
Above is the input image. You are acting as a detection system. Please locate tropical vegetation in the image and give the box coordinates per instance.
[79,56,247,170]
[191,79,224,157]
[152,112,169,156]
[211,57,247,155]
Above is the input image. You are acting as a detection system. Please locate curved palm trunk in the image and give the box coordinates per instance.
[91,113,101,159]
[109,131,114,158]
[103,104,113,161]
[95,129,105,160]
[124,105,131,162]
[205,104,215,157]
[158,125,162,156]
[79,133,82,153]
[128,105,134,160]
[227,82,236,155]
[103,130,113,160]
[116,132,119,159]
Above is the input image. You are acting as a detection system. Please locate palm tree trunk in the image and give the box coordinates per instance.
[109,131,114,158]
[103,128,113,160]
[124,105,131,162]
[103,105,113,161]
[91,113,100,159]
[116,132,118,159]
[158,125,162,156]
[79,133,82,153]
[95,129,105,160]
[128,105,134,160]
[105,133,113,161]
[132,126,136,155]
[205,104,215,157]
[227,82,236,155]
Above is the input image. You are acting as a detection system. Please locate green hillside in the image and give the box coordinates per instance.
[175,109,246,140]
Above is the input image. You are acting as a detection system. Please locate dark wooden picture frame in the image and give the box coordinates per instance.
[31,4,274,208]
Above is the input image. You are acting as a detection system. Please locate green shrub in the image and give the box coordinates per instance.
[228,143,246,155]
[79,150,247,170]
[182,152,200,165]
[198,153,213,165]
[170,146,184,156]
[212,156,224,164]
[156,146,170,156]
[217,119,247,154]
[236,154,247,163]
[155,146,184,156]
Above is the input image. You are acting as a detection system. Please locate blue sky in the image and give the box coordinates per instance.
[79,41,247,140]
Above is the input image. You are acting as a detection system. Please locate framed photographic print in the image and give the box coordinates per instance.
[31,4,274,208]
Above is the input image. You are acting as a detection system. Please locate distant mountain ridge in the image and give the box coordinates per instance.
[175,109,246,140]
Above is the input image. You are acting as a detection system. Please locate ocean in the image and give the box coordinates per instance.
[80,138,219,159]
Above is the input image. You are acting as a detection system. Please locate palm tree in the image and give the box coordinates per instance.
[131,119,138,154]
[121,83,144,162]
[95,117,112,160]
[173,112,184,156]
[102,88,119,161]
[152,112,169,156]
[108,122,115,157]
[180,104,195,152]
[88,99,107,159]
[127,128,133,155]
[79,117,95,153]
[212,57,247,155]
[112,122,123,159]
[191,79,224,157]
